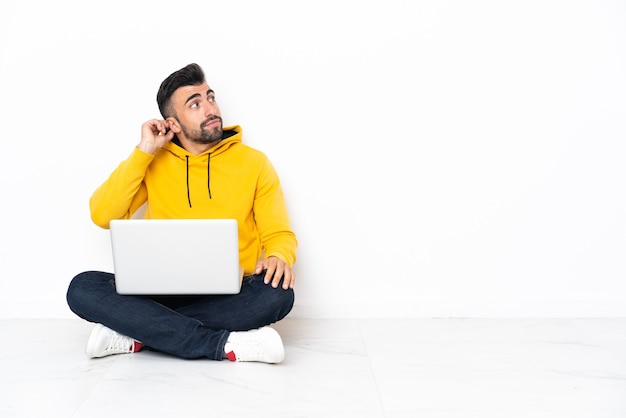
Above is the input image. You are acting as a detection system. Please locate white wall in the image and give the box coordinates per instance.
[1,0,625,319]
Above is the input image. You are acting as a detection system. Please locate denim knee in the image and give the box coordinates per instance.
[262,283,295,322]
[66,271,114,319]
[277,287,295,319]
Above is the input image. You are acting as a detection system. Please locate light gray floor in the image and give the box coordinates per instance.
[2,317,625,417]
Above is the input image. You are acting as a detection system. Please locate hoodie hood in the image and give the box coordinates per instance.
[162,125,242,159]
[160,125,242,207]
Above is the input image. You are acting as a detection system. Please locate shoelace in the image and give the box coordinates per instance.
[105,332,133,353]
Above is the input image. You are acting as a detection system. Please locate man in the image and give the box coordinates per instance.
[66,63,297,364]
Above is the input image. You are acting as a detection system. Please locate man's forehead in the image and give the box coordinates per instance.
[173,82,212,103]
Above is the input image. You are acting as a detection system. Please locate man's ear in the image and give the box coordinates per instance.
[167,117,181,133]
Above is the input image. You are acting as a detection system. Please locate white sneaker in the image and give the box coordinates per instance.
[224,326,285,363]
[85,324,143,358]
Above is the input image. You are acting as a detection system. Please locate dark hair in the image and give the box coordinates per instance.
[156,63,206,118]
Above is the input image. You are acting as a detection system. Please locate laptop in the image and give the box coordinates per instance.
[110,219,244,295]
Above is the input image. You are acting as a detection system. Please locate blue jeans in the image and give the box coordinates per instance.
[66,271,294,360]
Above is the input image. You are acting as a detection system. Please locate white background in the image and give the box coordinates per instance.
[1,0,625,319]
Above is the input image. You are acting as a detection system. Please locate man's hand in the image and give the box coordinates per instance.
[137,119,175,155]
[255,256,295,290]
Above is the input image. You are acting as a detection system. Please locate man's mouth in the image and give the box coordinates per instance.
[201,117,222,129]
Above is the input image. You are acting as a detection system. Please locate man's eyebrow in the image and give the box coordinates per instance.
[184,89,215,105]
[184,93,201,105]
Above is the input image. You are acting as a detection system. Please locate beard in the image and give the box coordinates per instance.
[181,116,223,144]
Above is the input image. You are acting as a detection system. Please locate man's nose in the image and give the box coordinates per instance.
[204,100,217,116]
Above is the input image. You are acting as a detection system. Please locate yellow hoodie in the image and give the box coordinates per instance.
[90,125,297,275]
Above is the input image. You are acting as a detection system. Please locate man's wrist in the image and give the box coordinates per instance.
[137,141,158,155]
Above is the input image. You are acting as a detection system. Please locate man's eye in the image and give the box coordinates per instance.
[190,102,198,108]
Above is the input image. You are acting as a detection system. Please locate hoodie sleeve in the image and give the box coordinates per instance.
[253,158,298,265]
[90,147,154,229]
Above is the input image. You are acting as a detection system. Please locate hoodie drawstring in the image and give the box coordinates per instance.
[185,154,213,208]
[207,153,212,199]
[185,155,192,208]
